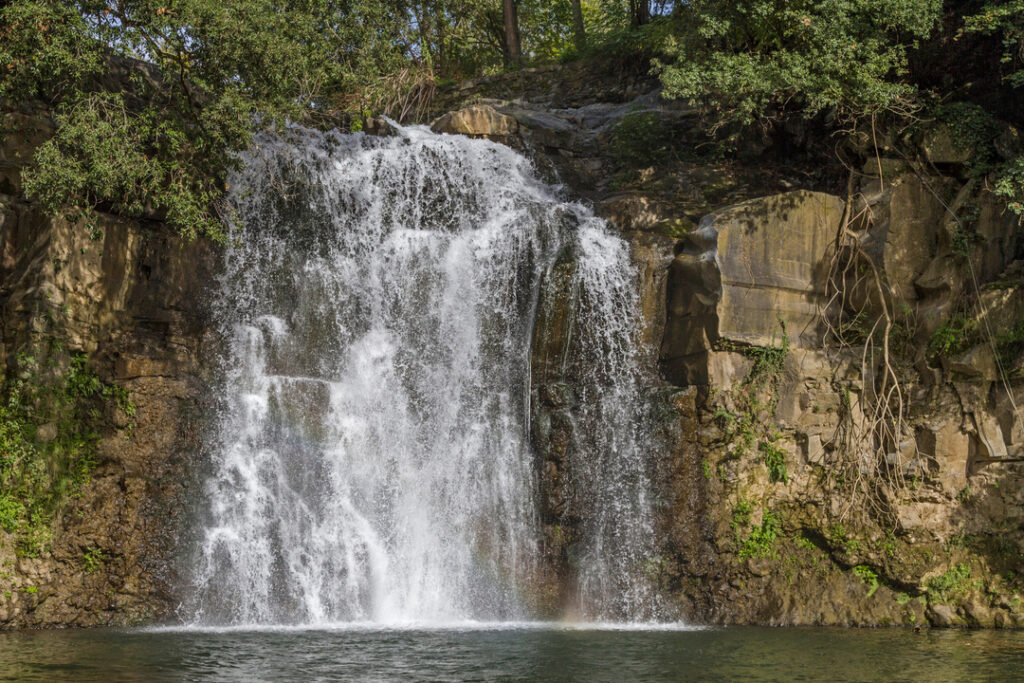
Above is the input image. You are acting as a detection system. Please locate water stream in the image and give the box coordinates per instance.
[186,123,660,626]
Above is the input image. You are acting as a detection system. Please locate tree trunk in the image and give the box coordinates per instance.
[503,0,521,64]
[629,0,650,27]
[571,0,586,52]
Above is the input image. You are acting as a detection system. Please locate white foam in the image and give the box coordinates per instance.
[185,121,668,626]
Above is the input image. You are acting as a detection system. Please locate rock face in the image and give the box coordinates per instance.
[3,77,1024,629]
[437,88,1024,628]
[661,191,843,385]
[0,106,216,627]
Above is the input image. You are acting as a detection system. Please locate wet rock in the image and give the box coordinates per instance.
[927,603,965,627]
[0,177,213,628]
[363,117,396,137]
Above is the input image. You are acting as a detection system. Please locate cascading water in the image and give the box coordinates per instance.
[186,122,664,626]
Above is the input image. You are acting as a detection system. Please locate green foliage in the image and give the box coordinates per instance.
[996,320,1024,371]
[739,511,781,559]
[927,563,972,601]
[759,439,788,483]
[879,533,898,558]
[0,494,26,534]
[961,1,1024,88]
[930,103,1024,220]
[0,0,407,240]
[82,546,104,573]
[731,499,753,528]
[714,407,757,456]
[743,331,790,387]
[795,536,816,552]
[0,351,130,556]
[927,315,977,359]
[611,111,675,167]
[658,0,942,125]
[715,327,790,483]
[934,103,1001,173]
[995,156,1024,216]
[853,565,880,597]
[701,459,713,480]
[577,10,679,61]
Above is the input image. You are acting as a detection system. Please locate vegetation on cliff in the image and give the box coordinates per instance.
[0,351,133,557]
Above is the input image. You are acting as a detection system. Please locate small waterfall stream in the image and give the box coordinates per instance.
[187,123,663,625]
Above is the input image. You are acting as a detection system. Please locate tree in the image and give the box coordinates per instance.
[571,0,587,50]
[503,0,522,63]
[628,0,649,27]
[0,0,406,240]
[658,0,943,126]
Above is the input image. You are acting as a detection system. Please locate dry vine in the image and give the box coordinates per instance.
[819,173,914,525]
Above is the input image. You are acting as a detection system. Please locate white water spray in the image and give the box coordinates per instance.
[187,123,663,625]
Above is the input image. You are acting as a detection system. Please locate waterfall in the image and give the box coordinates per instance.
[186,123,664,626]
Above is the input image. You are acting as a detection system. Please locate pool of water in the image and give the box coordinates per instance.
[1,624,1023,681]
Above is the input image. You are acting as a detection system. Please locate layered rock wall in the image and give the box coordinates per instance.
[435,97,1024,627]
[0,105,215,627]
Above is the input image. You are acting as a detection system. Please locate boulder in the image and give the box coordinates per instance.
[429,104,518,142]
[363,117,396,137]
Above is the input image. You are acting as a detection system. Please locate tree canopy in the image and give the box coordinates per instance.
[1,0,1022,238]
[1,0,407,239]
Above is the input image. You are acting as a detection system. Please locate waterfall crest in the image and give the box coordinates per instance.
[187,123,664,625]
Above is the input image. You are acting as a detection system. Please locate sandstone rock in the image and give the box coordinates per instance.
[971,410,1009,460]
[857,173,949,303]
[860,157,910,179]
[927,603,964,627]
[661,190,843,384]
[915,254,960,297]
[916,419,970,495]
[430,105,518,142]
[973,191,1023,282]
[598,194,671,231]
[945,345,998,381]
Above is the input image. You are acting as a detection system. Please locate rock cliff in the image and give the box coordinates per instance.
[3,61,1023,628]
[0,104,216,627]
[433,73,1024,627]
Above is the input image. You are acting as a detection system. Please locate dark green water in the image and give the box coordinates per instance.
[1,625,1022,682]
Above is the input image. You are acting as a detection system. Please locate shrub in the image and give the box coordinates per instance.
[739,511,781,559]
